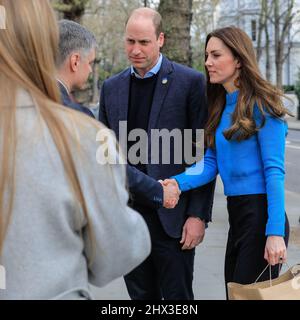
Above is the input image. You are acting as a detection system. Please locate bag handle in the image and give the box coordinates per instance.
[254,262,291,287]
[255,264,273,286]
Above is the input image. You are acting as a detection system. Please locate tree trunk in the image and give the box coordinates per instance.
[158,0,193,66]
[256,0,267,62]
[273,0,282,87]
[265,21,271,81]
[272,0,295,88]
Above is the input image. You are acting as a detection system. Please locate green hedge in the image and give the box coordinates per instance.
[283,85,295,92]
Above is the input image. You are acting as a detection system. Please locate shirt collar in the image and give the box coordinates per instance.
[57,78,70,95]
[130,54,163,79]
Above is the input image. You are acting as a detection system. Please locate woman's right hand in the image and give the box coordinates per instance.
[264,235,287,265]
[159,179,181,209]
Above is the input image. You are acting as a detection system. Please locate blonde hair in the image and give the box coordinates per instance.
[0,0,95,258]
[204,26,292,148]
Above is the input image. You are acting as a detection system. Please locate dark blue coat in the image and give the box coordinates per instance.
[59,82,95,118]
[99,56,215,238]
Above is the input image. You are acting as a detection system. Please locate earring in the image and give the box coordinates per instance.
[234,77,240,88]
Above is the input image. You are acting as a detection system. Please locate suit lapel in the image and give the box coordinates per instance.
[115,68,131,136]
[148,57,173,132]
[118,68,131,121]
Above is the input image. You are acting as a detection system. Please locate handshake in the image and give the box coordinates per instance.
[158,179,181,209]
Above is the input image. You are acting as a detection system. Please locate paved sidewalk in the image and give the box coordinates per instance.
[286,116,300,131]
[92,178,300,300]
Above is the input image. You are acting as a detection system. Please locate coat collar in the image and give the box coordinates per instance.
[16,88,35,108]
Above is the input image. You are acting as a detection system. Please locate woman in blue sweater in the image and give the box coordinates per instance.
[163,27,290,293]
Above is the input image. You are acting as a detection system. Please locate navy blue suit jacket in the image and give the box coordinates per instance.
[59,82,95,118]
[99,56,215,238]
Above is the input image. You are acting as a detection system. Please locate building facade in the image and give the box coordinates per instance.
[215,0,300,86]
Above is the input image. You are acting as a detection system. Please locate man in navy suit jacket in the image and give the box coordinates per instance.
[57,19,95,118]
[99,8,215,300]
[58,81,94,117]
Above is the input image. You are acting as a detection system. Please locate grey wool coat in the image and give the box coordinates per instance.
[0,89,151,300]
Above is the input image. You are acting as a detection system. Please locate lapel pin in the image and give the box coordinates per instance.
[162,78,168,85]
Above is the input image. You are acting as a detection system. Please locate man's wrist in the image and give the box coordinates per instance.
[152,181,164,208]
[188,216,208,228]
[188,215,205,222]
[189,216,206,223]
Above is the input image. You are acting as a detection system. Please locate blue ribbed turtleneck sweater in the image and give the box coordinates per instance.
[173,90,287,236]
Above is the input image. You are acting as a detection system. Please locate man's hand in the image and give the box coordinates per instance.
[180,217,205,250]
[159,179,181,209]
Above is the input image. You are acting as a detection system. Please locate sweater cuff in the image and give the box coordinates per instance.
[265,222,285,237]
[172,176,185,192]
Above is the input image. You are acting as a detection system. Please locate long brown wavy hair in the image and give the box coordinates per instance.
[0,0,96,258]
[204,26,292,148]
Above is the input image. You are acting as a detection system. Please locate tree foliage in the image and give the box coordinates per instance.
[52,0,90,22]
[257,0,300,87]
[191,0,219,72]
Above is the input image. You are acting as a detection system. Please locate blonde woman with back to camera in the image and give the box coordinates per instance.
[0,0,150,300]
